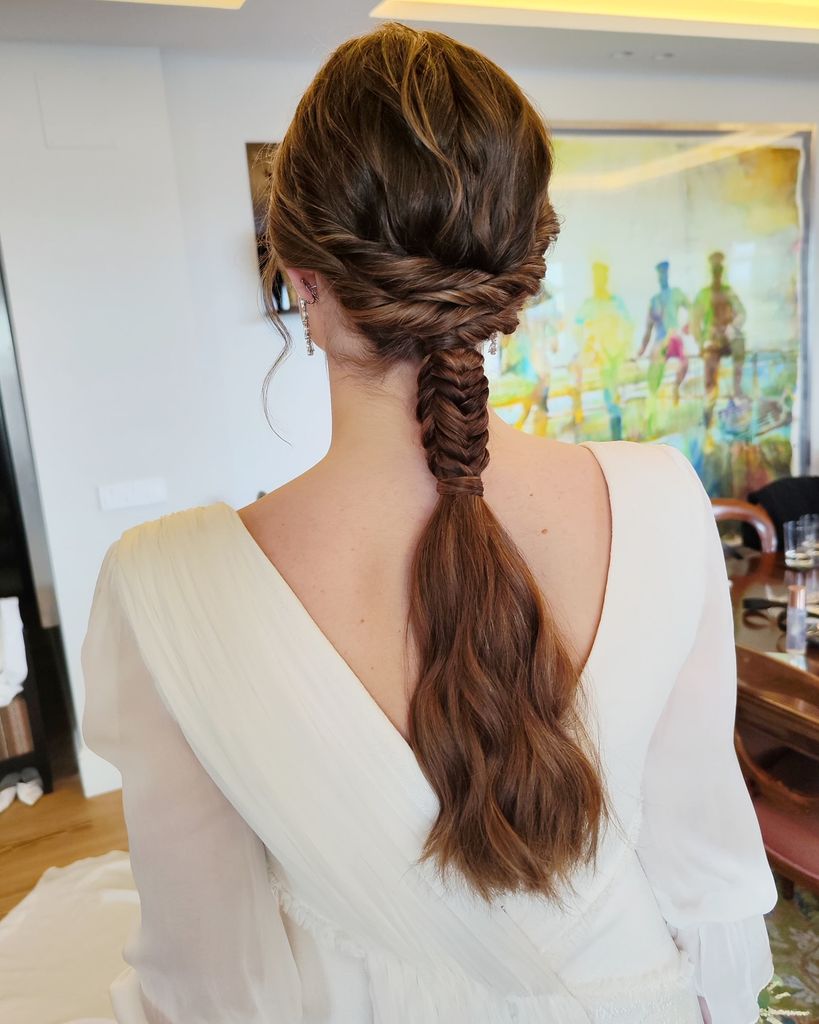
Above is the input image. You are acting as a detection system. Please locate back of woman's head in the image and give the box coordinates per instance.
[265,21,606,902]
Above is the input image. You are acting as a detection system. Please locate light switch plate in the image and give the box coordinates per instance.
[98,477,168,511]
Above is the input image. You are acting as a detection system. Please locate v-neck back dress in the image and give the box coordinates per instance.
[81,440,777,1024]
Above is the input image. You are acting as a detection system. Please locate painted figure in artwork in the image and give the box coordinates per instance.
[574,261,633,441]
[494,324,542,430]
[636,260,690,433]
[691,251,747,441]
[493,284,572,435]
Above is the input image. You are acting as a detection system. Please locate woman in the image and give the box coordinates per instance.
[82,23,776,1024]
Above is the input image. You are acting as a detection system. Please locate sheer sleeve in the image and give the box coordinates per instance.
[81,543,303,1024]
[636,449,778,1024]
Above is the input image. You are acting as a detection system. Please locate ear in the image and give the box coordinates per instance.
[282,267,319,304]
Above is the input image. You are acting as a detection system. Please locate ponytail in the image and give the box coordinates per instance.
[409,345,606,901]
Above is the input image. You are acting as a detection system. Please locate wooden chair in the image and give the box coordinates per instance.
[735,648,819,897]
[712,498,778,554]
[714,505,818,893]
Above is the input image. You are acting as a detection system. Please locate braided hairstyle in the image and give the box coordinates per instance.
[264,22,606,901]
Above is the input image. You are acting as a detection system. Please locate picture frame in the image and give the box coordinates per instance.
[245,141,299,315]
[487,122,813,498]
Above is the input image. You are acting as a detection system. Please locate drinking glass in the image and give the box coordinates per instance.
[784,520,814,569]
[799,513,819,558]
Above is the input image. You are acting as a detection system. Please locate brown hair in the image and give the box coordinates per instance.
[263,22,606,901]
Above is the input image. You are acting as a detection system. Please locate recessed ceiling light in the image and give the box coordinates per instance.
[96,0,246,8]
[654,51,676,59]
[610,49,635,58]
[370,1,819,37]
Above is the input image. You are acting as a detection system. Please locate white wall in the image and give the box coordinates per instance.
[161,52,331,508]
[0,44,228,794]
[0,43,331,796]
[0,39,816,795]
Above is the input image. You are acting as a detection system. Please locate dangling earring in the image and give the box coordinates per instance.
[299,298,315,356]
[300,277,318,357]
[488,332,498,356]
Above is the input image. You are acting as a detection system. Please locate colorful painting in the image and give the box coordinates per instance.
[487,125,812,498]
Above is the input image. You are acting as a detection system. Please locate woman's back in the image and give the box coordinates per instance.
[238,423,611,745]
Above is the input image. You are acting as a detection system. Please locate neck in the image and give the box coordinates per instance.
[319,352,517,489]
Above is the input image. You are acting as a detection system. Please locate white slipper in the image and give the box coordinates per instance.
[0,771,20,811]
[16,766,43,806]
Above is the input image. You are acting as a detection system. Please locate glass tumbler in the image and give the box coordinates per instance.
[799,513,819,560]
[784,520,813,569]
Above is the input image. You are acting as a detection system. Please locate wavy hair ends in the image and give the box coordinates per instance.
[409,494,606,901]
[263,21,607,900]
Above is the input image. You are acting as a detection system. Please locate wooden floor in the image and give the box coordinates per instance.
[0,773,127,918]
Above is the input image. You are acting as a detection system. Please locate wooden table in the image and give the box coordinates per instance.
[728,550,819,762]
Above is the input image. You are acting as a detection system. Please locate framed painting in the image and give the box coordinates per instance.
[486,123,813,498]
[245,141,299,314]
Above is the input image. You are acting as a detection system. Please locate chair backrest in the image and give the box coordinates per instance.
[712,498,778,554]
[747,475,819,551]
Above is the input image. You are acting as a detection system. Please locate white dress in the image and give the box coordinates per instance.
[80,440,777,1024]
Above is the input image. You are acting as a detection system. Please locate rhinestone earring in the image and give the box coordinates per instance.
[299,298,315,356]
[488,332,498,356]
[299,277,318,357]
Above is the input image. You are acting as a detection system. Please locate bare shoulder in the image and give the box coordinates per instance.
[488,434,612,666]
[491,433,608,568]
[236,472,317,551]
[491,434,610,530]
[233,462,395,578]
[236,488,279,537]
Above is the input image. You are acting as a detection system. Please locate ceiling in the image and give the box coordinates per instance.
[375,1,819,40]
[1,0,819,78]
